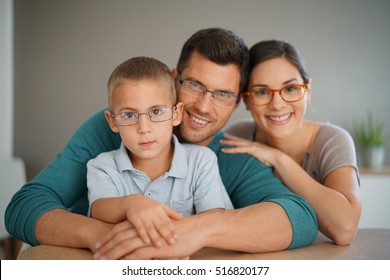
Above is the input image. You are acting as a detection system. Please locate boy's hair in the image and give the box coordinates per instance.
[176,27,249,94]
[107,56,176,107]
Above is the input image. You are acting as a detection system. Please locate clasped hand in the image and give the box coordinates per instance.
[93,195,204,259]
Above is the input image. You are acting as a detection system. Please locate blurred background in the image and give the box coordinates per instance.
[1,0,390,180]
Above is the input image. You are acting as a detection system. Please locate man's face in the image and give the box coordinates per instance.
[174,52,241,146]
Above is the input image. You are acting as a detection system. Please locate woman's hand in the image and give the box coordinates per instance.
[220,133,280,167]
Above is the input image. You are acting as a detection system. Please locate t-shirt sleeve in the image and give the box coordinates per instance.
[4,109,121,246]
[216,150,318,249]
[313,124,359,183]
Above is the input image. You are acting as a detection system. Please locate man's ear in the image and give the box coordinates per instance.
[234,97,241,110]
[104,110,119,133]
[172,102,184,127]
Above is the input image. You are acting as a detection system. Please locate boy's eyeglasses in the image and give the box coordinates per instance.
[111,106,176,126]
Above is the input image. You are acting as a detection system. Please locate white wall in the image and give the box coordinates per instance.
[0,0,13,158]
[13,0,390,179]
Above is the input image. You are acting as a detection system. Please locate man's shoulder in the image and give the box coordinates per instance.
[209,131,270,171]
[87,148,117,167]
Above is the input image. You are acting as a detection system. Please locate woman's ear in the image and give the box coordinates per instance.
[104,110,119,133]
[306,79,313,102]
[242,94,250,111]
[172,102,184,127]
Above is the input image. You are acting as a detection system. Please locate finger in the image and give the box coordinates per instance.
[154,214,177,245]
[223,133,241,140]
[165,206,183,221]
[98,237,147,260]
[94,220,133,250]
[220,139,251,147]
[122,244,165,260]
[221,147,250,154]
[223,133,251,142]
[142,218,163,248]
[131,218,151,245]
[96,226,139,257]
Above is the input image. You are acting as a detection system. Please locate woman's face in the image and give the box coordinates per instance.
[246,57,311,140]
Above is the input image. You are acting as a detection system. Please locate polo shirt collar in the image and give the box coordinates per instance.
[115,135,188,179]
[167,135,188,179]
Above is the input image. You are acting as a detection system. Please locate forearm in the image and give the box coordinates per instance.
[274,154,361,244]
[192,203,293,253]
[35,209,114,250]
[91,196,132,223]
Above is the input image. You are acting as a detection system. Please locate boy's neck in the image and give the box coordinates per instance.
[128,143,174,181]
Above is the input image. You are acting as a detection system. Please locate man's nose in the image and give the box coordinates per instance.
[193,91,214,113]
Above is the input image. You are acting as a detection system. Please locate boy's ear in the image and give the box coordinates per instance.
[172,102,184,127]
[172,68,178,80]
[104,110,119,133]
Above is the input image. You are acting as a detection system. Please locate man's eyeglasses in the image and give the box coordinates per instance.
[178,74,239,107]
[245,83,308,106]
[111,106,176,126]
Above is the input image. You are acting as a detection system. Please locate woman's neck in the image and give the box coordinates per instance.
[255,122,319,165]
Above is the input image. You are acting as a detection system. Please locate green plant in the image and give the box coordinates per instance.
[355,113,385,148]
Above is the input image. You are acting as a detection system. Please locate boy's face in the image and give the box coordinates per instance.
[174,52,241,146]
[105,80,183,165]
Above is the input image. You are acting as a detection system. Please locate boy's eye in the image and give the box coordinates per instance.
[150,108,163,116]
[121,112,137,119]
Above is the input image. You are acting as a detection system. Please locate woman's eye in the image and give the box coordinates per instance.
[285,86,298,93]
[254,89,271,96]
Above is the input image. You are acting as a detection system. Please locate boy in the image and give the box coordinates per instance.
[87,56,233,248]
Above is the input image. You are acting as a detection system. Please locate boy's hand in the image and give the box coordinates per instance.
[126,194,183,247]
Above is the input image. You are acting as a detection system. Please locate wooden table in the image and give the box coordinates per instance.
[18,228,390,260]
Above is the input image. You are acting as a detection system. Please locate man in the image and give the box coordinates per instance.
[6,28,317,259]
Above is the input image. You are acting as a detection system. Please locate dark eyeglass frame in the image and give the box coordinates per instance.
[110,106,177,126]
[177,74,239,108]
[245,83,308,106]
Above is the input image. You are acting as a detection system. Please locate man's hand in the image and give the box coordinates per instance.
[93,220,147,259]
[93,214,209,260]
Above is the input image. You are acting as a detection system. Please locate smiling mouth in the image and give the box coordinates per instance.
[267,113,293,122]
[188,112,210,127]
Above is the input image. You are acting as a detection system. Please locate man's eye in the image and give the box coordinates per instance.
[216,91,233,99]
[187,81,204,91]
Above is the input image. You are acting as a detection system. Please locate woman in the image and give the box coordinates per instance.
[221,39,361,245]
